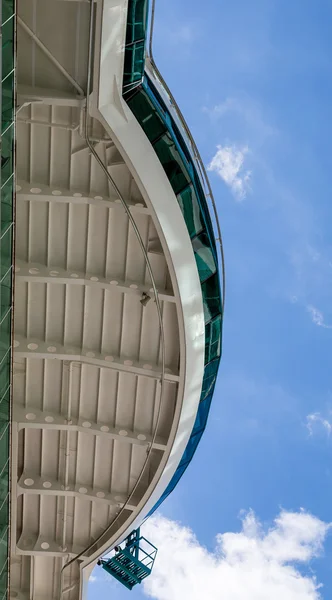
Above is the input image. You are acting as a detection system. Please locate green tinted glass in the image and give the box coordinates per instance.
[0,310,11,364]
[123,41,146,86]
[0,1,14,595]
[0,557,8,598]
[1,124,13,184]
[127,89,166,142]
[201,273,221,324]
[205,315,222,363]
[201,359,219,400]
[0,425,9,474]
[2,70,14,132]
[126,0,148,44]
[154,132,191,195]
[0,353,10,403]
[0,385,9,422]
[2,15,14,81]
[192,231,217,282]
[0,177,13,232]
[0,536,8,589]
[177,185,204,238]
[2,0,14,23]
[0,268,11,320]
[0,226,12,281]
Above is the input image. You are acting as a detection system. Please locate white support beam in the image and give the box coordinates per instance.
[13,335,179,382]
[16,180,149,214]
[15,259,175,304]
[17,473,137,511]
[17,534,90,559]
[17,85,82,107]
[17,17,85,97]
[13,404,167,450]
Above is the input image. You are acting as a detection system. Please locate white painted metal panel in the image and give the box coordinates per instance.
[11,0,205,598]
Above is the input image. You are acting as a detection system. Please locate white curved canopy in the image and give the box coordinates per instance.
[10,0,205,598]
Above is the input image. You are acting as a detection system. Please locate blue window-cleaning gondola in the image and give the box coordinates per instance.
[98,529,158,590]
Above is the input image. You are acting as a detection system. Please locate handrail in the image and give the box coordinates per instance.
[59,1,168,595]
[147,0,225,314]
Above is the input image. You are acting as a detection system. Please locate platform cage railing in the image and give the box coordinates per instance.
[98,528,158,590]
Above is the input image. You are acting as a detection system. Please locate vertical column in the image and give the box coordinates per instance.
[0,0,15,598]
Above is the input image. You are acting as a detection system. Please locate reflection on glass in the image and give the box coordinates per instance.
[205,315,222,363]
[193,231,217,282]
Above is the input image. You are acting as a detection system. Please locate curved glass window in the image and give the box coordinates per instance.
[177,185,204,239]
[205,315,222,364]
[123,0,149,89]
[201,273,221,323]
[201,359,219,401]
[123,0,223,518]
[127,89,166,142]
[153,132,191,194]
[193,232,217,283]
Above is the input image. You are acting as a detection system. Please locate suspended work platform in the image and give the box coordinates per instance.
[98,529,158,590]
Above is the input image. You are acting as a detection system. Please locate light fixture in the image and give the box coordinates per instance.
[140,292,151,307]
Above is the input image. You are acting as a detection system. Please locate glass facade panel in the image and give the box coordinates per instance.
[201,273,221,324]
[0,354,10,402]
[0,226,12,280]
[1,176,13,232]
[192,231,217,282]
[184,430,203,458]
[153,132,191,195]
[0,310,11,364]
[1,124,13,184]
[126,0,148,44]
[0,384,9,421]
[126,89,166,143]
[2,15,14,81]
[192,393,213,435]
[123,0,148,87]
[124,41,146,87]
[0,560,8,599]
[2,70,14,133]
[201,359,219,401]
[0,0,15,594]
[2,0,14,24]
[177,185,204,239]
[0,426,9,474]
[0,269,11,321]
[205,315,222,363]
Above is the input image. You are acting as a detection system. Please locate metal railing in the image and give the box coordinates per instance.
[147,0,225,314]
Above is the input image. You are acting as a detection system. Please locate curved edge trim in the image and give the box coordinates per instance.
[81,0,205,570]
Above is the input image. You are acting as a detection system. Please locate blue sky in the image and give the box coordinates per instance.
[89,1,332,598]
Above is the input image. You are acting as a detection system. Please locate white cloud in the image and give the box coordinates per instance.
[203,96,276,146]
[208,144,251,200]
[307,305,332,329]
[306,412,332,436]
[142,510,330,600]
[204,98,239,119]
